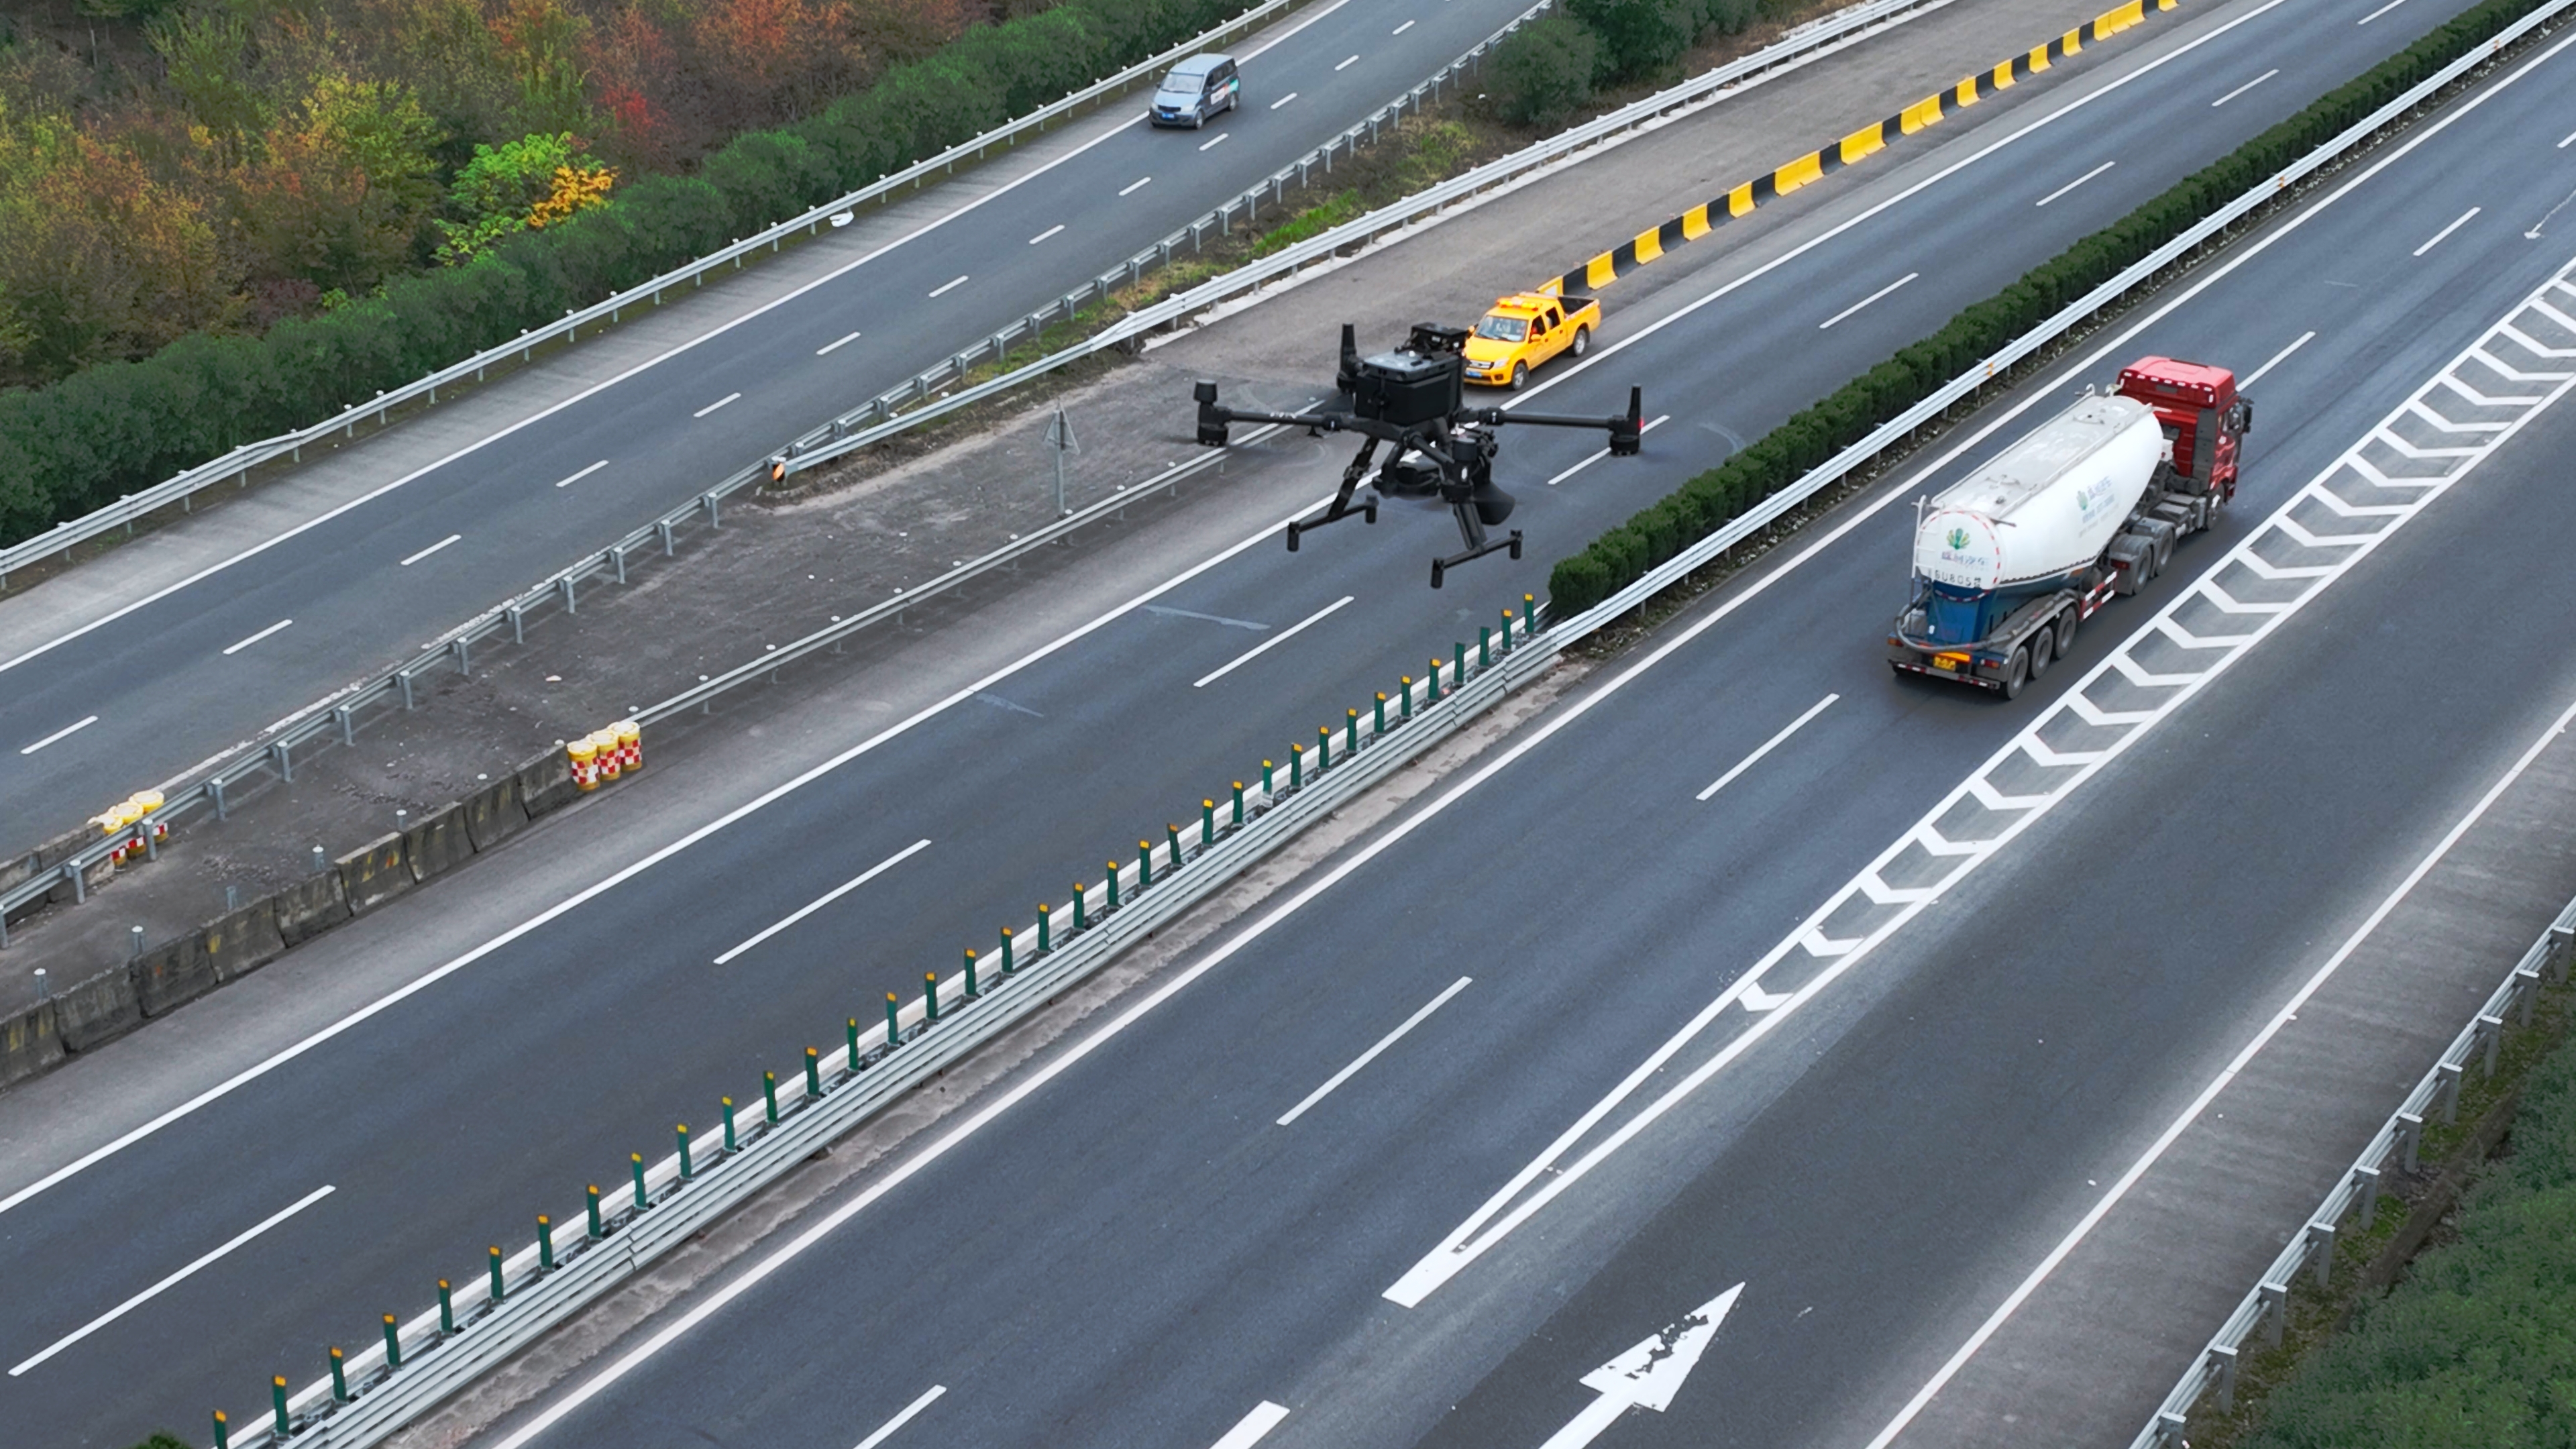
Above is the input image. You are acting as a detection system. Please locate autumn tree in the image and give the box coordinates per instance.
[434,129,612,261]
[228,74,444,295]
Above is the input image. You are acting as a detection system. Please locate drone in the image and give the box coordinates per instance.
[1192,321,1645,587]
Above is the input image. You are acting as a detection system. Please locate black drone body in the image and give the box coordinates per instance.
[1192,322,1644,588]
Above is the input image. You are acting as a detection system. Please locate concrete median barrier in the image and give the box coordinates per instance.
[133,934,216,1017]
[205,898,286,984]
[272,868,352,947]
[339,835,414,917]
[463,773,531,852]
[51,966,140,1052]
[0,1002,61,1088]
[404,804,474,885]
[517,746,578,818]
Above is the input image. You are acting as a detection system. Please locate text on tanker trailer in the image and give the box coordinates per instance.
[1888,356,2251,698]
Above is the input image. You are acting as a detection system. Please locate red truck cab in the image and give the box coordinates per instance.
[2116,356,2249,500]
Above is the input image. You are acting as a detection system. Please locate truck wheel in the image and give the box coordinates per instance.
[1509,362,1529,391]
[2002,647,2031,701]
[1570,326,1591,358]
[2027,626,2055,680]
[2055,610,2078,659]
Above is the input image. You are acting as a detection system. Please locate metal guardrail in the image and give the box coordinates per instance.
[0,0,1318,586]
[210,8,2576,1439]
[2128,894,2576,1448]
[1,0,1951,936]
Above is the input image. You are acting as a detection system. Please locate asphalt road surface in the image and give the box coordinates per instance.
[0,0,2540,1441]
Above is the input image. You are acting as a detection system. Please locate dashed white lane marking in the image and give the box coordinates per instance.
[10,1185,334,1376]
[1819,272,1918,329]
[398,534,461,567]
[851,1385,946,1449]
[1119,176,1152,197]
[1698,694,1839,801]
[220,619,293,656]
[2035,160,2114,207]
[928,275,969,298]
[2210,67,2277,105]
[2358,0,2410,21]
[552,459,608,488]
[2414,205,2481,256]
[1393,19,1415,34]
[1195,596,1354,688]
[817,331,863,354]
[2241,329,2316,387]
[1335,54,1358,70]
[1028,225,1064,245]
[1382,254,2576,1311]
[1208,1403,1291,1449]
[18,715,98,756]
[714,839,932,965]
[1277,977,1472,1126]
[1198,133,1230,151]
[692,392,740,418]
[1270,92,1298,109]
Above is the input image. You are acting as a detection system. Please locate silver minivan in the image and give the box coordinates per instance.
[1150,53,1240,128]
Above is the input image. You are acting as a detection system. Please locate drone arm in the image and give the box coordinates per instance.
[1479,386,1646,453]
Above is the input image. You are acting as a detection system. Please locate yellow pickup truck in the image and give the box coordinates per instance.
[1463,292,1599,390]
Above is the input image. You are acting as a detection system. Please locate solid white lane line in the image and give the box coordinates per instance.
[2210,67,2277,105]
[851,1385,945,1449]
[928,274,970,297]
[552,460,608,489]
[1270,92,1298,109]
[1199,133,1230,151]
[2414,205,2480,256]
[1028,225,1065,245]
[1277,977,1472,1126]
[1863,686,2576,1449]
[1120,176,1152,197]
[220,619,292,656]
[9,1185,333,1376]
[693,393,741,418]
[1696,694,1837,801]
[0,477,1324,1224]
[1210,1403,1292,1449]
[1393,18,1415,34]
[1335,54,1358,70]
[2357,0,2409,20]
[18,716,99,756]
[1192,596,1354,688]
[817,331,863,354]
[2241,330,2316,388]
[2034,160,2114,207]
[714,839,932,965]
[399,534,462,567]
[1818,272,1918,329]
[1546,415,1670,485]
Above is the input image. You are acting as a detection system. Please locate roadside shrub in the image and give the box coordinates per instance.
[1490,15,1598,129]
[1568,0,1697,84]
[1543,0,2548,619]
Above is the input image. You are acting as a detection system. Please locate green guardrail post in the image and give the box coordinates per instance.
[1233,781,1246,824]
[1167,824,1182,871]
[632,1151,649,1210]
[1479,626,1491,669]
[1426,662,1440,704]
[963,949,980,999]
[381,1314,402,1371]
[925,971,941,1022]
[586,1185,603,1239]
[804,1046,822,1097]
[1290,743,1303,789]
[885,991,901,1046]
[329,1346,350,1401]
[272,1376,290,1436]
[847,1017,861,1069]
[488,1244,505,1301]
[763,1071,780,1123]
[1454,646,1466,690]
[1317,725,1331,771]
[537,1215,555,1270]
[1347,708,1360,753]
[1261,759,1275,796]
[1526,593,1540,635]
[437,1278,455,1334]
[722,1096,738,1150]
[1201,800,1216,847]
[1138,841,1153,890]
[1037,902,1052,951]
[1375,693,1387,733]
[1106,865,1121,910]
[1073,883,1089,930]
[677,1124,694,1179]
[1401,676,1414,717]
[213,1410,230,1449]
[1500,606,1515,652]
[1001,926,1016,974]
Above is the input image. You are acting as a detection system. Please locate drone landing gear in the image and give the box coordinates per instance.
[1285,496,1378,551]
[1429,502,1521,590]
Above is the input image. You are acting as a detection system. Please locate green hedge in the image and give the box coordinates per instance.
[0,0,1264,547]
[2239,1021,2576,1446]
[1543,0,2548,616]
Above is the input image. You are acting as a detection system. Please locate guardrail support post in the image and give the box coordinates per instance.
[632,1151,649,1210]
[1526,594,1541,635]
[2479,1013,2505,1076]
[489,1244,506,1301]
[1106,866,1122,911]
[612,545,628,585]
[1401,677,1413,718]
[452,637,470,676]
[847,1018,861,1069]
[925,971,941,1022]
[2306,1221,2334,1289]
[1318,727,1332,771]
[558,578,576,615]
[1232,781,1246,825]
[398,669,415,710]
[763,1071,780,1122]
[1480,627,1492,669]
[508,606,525,644]
[722,1095,738,1150]
[964,949,980,1000]
[1261,759,1275,797]
[1074,884,1089,931]
[273,1376,291,1436]
[538,1215,555,1270]
[586,1185,603,1239]
[272,740,294,784]
[330,1346,350,1401]
[1347,708,1361,753]
[1138,842,1154,891]
[1202,800,1216,847]
[382,1314,403,1370]
[804,1046,822,1099]
[2437,1061,2464,1124]
[2258,1280,2288,1346]
[1001,927,1016,975]
[1426,663,1441,705]
[1454,647,1466,690]
[885,992,902,1048]
[336,705,355,745]
[658,521,676,556]
[1037,904,1052,952]
[1290,744,1304,789]
[213,1410,229,1449]
[2355,1162,2381,1226]
[2153,1409,2188,1447]
[2397,1110,2422,1171]
[437,1279,455,1335]
[678,1124,694,1179]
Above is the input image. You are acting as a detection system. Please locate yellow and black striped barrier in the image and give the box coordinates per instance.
[1543,0,2176,298]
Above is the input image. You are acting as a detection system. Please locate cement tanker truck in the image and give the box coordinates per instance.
[1888,356,2249,698]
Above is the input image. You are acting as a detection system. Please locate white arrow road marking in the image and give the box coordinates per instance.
[1209,1401,1290,1448]
[851,1385,944,1449]
[1539,1285,1745,1448]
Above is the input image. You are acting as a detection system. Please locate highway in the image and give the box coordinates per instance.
[458,26,2576,1449]
[0,0,1543,848]
[0,0,2526,1440]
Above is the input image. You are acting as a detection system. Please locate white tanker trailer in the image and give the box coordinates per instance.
[1888,356,2250,698]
